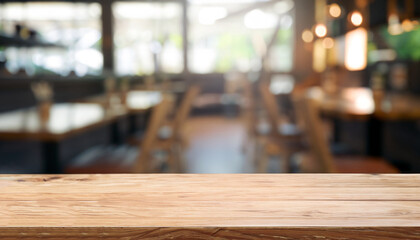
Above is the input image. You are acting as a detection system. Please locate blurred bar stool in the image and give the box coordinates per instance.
[256,82,304,173]
[66,95,173,173]
[128,85,201,172]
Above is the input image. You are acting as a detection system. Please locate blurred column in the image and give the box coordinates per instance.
[182,0,189,77]
[101,0,114,73]
[293,0,315,80]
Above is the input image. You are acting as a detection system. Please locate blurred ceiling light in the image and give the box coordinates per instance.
[302,29,314,43]
[198,7,227,25]
[344,28,367,71]
[350,11,363,26]
[322,37,334,49]
[388,14,403,35]
[329,3,341,18]
[274,0,295,14]
[244,9,277,29]
[401,19,414,32]
[314,23,327,38]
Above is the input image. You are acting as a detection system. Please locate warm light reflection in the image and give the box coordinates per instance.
[302,29,314,43]
[313,39,326,72]
[350,11,363,27]
[401,19,414,32]
[329,3,341,18]
[322,37,334,49]
[388,14,403,35]
[344,28,367,71]
[342,88,374,114]
[314,24,327,38]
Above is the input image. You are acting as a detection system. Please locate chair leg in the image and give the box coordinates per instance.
[175,142,185,173]
[166,141,184,173]
[281,152,293,173]
[257,142,269,173]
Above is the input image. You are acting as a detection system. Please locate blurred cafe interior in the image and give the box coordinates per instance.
[0,0,419,174]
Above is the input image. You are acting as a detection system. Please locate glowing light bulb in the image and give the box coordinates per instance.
[302,29,314,43]
[329,3,341,18]
[345,28,367,71]
[350,11,363,26]
[314,24,327,38]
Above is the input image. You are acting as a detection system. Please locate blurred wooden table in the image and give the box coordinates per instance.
[80,91,162,134]
[0,174,419,239]
[81,90,162,113]
[309,87,420,156]
[0,103,126,173]
[309,87,420,120]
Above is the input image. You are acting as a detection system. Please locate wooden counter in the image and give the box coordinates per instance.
[307,87,420,120]
[0,174,419,239]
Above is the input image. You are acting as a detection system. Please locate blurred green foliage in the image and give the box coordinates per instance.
[380,26,420,61]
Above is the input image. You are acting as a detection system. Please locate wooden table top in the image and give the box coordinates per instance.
[0,174,419,239]
[308,87,420,120]
[0,103,125,141]
[81,90,162,114]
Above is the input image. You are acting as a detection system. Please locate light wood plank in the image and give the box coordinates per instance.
[0,174,419,238]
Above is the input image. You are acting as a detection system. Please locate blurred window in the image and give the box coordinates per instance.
[0,2,102,76]
[188,0,294,74]
[113,2,183,76]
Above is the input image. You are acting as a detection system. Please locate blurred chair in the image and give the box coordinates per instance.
[293,97,399,173]
[255,82,304,173]
[155,85,201,172]
[128,85,200,172]
[66,95,173,173]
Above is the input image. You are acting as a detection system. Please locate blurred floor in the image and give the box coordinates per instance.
[182,116,254,173]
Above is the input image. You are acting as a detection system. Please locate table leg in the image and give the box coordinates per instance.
[128,111,150,135]
[41,141,62,174]
[110,121,121,144]
[332,118,341,143]
[128,114,137,134]
[366,118,383,157]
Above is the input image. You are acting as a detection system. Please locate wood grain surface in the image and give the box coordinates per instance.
[0,174,419,239]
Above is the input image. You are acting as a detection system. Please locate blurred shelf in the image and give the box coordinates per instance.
[0,34,66,48]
